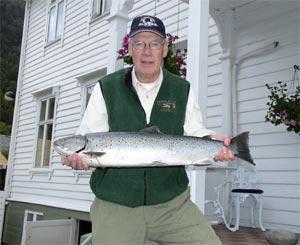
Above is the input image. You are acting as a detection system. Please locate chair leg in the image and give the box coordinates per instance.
[232,199,240,232]
[228,199,233,226]
[251,196,257,228]
[258,196,266,231]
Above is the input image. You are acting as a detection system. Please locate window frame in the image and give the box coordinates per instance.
[21,210,44,245]
[30,86,59,179]
[34,96,56,168]
[46,0,65,45]
[75,68,106,117]
[89,0,112,21]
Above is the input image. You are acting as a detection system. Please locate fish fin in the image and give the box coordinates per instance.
[83,152,106,157]
[151,161,168,166]
[140,126,162,134]
[192,157,214,165]
[230,132,256,165]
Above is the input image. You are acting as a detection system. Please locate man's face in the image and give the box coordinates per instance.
[128,32,168,83]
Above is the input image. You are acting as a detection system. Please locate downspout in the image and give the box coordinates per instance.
[5,0,30,198]
[231,41,279,135]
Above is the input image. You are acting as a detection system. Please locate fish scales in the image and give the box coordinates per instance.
[54,129,255,168]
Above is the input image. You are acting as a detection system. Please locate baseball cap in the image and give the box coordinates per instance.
[129,15,166,39]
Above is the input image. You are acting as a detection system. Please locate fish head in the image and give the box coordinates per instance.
[54,135,87,156]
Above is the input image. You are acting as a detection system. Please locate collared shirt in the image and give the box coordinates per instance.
[77,67,214,137]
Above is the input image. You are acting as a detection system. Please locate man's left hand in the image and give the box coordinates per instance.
[213,134,235,162]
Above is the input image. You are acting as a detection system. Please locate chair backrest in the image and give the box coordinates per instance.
[228,166,257,189]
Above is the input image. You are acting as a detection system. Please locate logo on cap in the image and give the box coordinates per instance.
[138,16,158,27]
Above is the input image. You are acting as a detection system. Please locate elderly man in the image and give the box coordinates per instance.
[62,15,234,245]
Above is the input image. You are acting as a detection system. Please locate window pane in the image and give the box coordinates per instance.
[39,100,47,122]
[27,213,34,221]
[85,84,95,108]
[35,125,44,167]
[92,0,101,17]
[104,0,112,13]
[36,214,43,221]
[56,1,64,38]
[48,98,55,120]
[47,6,56,42]
[43,124,53,167]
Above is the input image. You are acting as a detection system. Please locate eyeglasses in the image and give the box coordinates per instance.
[131,40,165,50]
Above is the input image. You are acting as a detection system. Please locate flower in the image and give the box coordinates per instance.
[117,34,133,65]
[265,81,300,134]
[117,33,187,78]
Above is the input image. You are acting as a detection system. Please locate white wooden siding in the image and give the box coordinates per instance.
[8,0,190,212]
[8,0,300,233]
[233,0,300,232]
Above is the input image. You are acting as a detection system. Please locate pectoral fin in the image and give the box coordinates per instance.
[83,152,106,158]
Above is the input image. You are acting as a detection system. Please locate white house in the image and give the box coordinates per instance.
[2,0,299,243]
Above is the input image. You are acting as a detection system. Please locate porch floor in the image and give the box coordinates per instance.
[212,224,300,245]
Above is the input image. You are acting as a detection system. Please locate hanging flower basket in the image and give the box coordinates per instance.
[117,33,187,78]
[265,66,300,135]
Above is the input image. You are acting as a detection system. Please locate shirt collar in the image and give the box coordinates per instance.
[131,66,163,91]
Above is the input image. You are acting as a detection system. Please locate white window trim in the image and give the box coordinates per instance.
[87,0,111,34]
[75,68,106,117]
[21,210,44,245]
[30,86,59,179]
[44,0,66,48]
[90,0,106,21]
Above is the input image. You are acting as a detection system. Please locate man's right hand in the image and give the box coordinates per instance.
[61,153,89,170]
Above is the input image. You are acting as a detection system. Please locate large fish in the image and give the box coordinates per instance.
[54,127,255,168]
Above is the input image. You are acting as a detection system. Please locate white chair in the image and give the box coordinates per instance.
[210,166,265,232]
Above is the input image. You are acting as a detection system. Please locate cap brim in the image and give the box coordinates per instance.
[130,30,165,38]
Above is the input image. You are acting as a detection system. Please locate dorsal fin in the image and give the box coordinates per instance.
[139,126,162,134]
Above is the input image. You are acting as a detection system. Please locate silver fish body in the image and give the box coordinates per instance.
[54,129,255,167]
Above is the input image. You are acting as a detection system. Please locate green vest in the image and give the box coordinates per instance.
[90,68,190,207]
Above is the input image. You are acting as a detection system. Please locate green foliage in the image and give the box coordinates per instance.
[265,81,300,134]
[0,0,25,135]
[0,121,12,136]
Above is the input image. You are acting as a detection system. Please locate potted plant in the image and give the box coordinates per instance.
[265,78,300,135]
[117,33,187,78]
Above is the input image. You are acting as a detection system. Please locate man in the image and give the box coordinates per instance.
[62,15,234,245]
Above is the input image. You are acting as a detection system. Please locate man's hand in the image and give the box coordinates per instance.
[61,153,89,170]
[213,134,235,162]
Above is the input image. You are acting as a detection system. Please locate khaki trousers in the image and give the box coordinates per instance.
[90,188,222,245]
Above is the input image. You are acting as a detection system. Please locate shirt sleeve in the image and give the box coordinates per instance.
[184,87,215,137]
[76,82,109,135]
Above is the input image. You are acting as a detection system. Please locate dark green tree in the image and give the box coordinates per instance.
[0,0,25,135]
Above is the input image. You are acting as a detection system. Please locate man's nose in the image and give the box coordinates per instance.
[143,44,152,55]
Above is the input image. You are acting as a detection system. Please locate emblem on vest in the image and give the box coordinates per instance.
[156,100,176,112]
[138,16,158,27]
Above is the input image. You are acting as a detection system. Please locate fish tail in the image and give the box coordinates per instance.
[230,132,255,165]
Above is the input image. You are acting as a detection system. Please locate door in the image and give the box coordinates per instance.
[23,219,78,245]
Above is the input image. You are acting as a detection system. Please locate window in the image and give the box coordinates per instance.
[75,68,106,116]
[91,0,112,19]
[35,96,56,168]
[21,210,44,244]
[47,0,65,43]
[85,83,95,109]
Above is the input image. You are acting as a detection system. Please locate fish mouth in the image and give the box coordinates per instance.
[53,135,87,156]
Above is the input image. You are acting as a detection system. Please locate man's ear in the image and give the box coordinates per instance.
[162,42,168,58]
[128,42,133,56]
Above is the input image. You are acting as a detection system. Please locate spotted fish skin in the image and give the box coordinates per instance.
[54,130,255,168]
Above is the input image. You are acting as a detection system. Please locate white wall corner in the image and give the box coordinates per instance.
[106,0,134,73]
[186,0,209,121]
[212,9,235,135]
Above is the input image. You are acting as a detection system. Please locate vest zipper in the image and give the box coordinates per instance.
[144,169,147,205]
